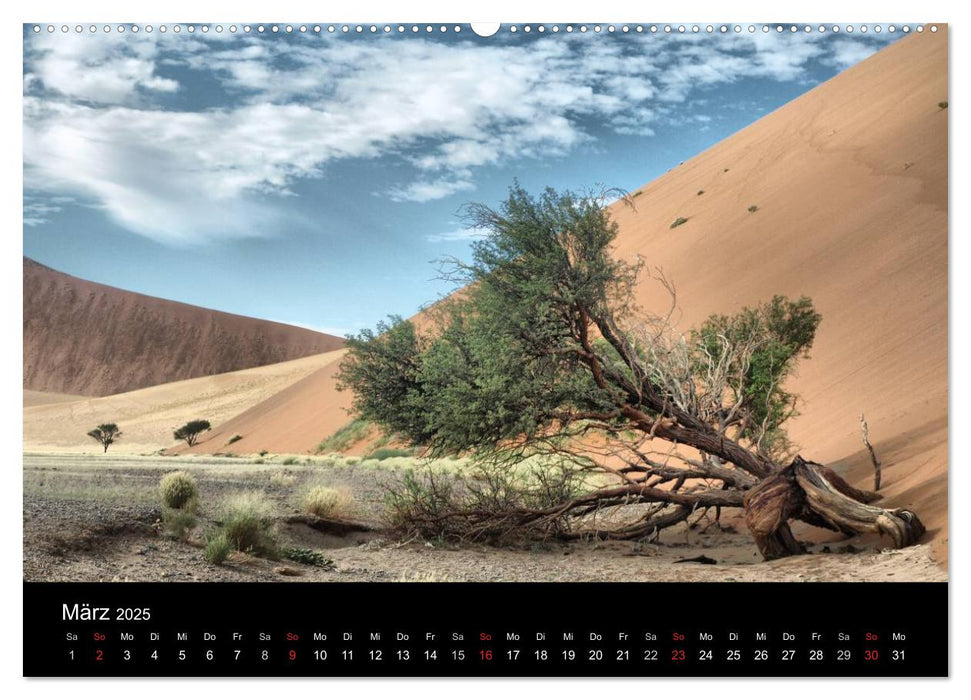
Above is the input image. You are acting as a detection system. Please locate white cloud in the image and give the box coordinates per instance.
[825,39,883,70]
[424,226,489,243]
[389,178,476,204]
[26,32,179,104]
[23,30,894,245]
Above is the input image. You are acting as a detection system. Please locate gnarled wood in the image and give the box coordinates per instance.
[742,466,807,560]
[742,456,925,559]
[794,459,925,548]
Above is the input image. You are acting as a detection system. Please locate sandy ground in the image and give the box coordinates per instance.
[23,454,945,583]
[22,350,344,455]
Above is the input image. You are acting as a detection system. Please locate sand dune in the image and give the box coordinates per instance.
[23,257,345,396]
[607,27,947,562]
[23,350,345,455]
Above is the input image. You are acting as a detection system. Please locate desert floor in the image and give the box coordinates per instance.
[23,452,945,584]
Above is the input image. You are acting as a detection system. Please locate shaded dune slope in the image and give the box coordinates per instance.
[23,257,345,396]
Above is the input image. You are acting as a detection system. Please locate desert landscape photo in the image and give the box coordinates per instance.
[23,23,947,584]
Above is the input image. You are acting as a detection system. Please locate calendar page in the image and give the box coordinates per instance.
[22,20,948,678]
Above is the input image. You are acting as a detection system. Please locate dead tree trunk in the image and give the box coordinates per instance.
[743,456,925,560]
[859,413,882,490]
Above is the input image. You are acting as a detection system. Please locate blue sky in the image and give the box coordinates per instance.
[23,24,901,337]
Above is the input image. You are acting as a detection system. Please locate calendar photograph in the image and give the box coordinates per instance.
[23,21,947,594]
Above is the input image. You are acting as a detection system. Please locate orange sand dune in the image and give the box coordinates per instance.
[183,29,947,559]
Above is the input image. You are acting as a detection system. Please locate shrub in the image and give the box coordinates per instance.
[205,533,232,565]
[748,204,759,213]
[366,447,413,461]
[162,507,197,541]
[939,101,948,110]
[259,449,269,457]
[723,167,730,172]
[282,456,299,466]
[302,486,353,518]
[218,492,277,556]
[670,217,688,229]
[280,546,334,568]
[227,434,243,445]
[697,190,704,196]
[159,471,198,509]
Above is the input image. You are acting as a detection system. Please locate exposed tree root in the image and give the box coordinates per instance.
[742,456,925,560]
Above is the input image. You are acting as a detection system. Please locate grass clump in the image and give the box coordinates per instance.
[218,491,277,557]
[280,546,334,568]
[282,456,299,465]
[748,204,759,213]
[302,486,354,518]
[269,470,297,488]
[938,101,948,110]
[366,447,413,461]
[670,217,689,229]
[205,533,232,565]
[316,419,370,453]
[227,434,243,445]
[159,471,198,509]
[697,190,704,196]
[162,507,197,541]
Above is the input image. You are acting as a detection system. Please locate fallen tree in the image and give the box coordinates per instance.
[337,184,924,560]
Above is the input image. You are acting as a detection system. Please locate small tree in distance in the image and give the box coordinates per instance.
[87,423,121,453]
[174,420,211,447]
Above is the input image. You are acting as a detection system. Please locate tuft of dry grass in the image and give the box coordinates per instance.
[302,485,354,518]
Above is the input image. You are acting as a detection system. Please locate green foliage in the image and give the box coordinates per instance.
[282,456,299,465]
[748,204,759,213]
[159,471,198,509]
[938,101,948,110]
[173,419,211,447]
[204,533,232,565]
[280,546,334,568]
[227,434,243,445]
[218,492,277,556]
[259,449,269,457]
[670,217,689,229]
[339,182,818,474]
[692,295,821,457]
[87,423,121,453]
[316,418,371,453]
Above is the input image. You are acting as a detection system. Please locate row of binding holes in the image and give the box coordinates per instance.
[32,24,940,35]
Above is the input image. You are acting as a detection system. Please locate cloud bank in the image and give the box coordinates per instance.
[23,28,893,244]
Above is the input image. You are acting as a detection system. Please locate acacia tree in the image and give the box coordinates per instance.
[338,184,925,560]
[174,419,211,447]
[87,423,121,453]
